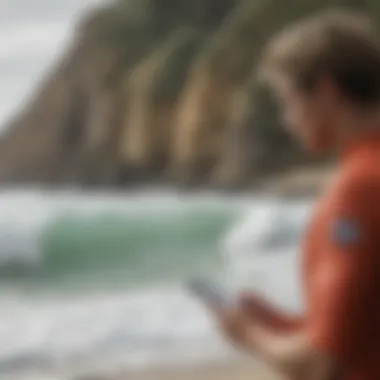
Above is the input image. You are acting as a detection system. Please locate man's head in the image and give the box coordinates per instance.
[259,10,380,154]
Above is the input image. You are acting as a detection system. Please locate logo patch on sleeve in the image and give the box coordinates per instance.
[331,219,360,246]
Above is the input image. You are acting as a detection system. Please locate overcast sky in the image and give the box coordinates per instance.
[0,0,107,128]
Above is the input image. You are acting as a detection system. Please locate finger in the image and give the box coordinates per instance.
[238,292,266,318]
[238,292,260,308]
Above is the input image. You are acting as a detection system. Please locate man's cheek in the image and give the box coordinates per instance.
[309,126,335,154]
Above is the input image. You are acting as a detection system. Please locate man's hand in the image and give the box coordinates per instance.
[206,294,341,380]
[206,291,302,350]
[239,292,305,332]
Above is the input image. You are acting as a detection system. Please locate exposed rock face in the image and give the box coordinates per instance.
[0,0,376,189]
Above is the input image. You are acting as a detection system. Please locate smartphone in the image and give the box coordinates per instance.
[186,278,235,310]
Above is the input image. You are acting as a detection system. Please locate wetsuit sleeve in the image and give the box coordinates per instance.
[307,176,379,365]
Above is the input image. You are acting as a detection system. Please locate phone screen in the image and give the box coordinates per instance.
[186,279,234,309]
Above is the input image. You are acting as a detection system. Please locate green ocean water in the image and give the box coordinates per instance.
[0,191,247,292]
[40,207,236,286]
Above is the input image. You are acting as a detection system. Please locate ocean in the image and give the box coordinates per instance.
[0,189,313,378]
[0,1,316,378]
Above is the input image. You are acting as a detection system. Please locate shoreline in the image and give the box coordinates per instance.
[0,164,335,198]
[2,357,282,380]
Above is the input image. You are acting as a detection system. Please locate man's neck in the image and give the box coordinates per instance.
[337,106,380,149]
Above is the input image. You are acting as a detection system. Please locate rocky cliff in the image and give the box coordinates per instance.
[0,0,376,190]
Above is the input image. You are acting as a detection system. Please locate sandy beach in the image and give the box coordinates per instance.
[119,358,281,380]
[1,362,281,380]
[1,357,282,380]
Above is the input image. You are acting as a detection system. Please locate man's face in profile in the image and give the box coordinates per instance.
[274,76,341,155]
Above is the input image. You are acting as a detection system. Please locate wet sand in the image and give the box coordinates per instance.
[120,359,281,380]
[2,358,282,380]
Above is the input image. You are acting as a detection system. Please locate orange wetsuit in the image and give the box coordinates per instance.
[304,134,380,380]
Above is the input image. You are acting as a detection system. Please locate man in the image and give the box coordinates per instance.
[210,10,380,380]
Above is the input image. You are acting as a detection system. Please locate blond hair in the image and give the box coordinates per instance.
[259,9,380,105]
